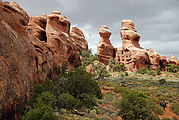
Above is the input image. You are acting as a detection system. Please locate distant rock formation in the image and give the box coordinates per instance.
[97,19,179,72]
[160,56,167,71]
[146,48,160,70]
[168,55,179,66]
[97,25,114,65]
[116,20,150,72]
[0,1,88,119]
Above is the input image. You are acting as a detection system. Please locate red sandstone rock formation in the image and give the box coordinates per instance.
[28,12,88,67]
[97,25,114,65]
[0,1,88,119]
[146,48,160,70]
[116,19,150,72]
[0,1,54,119]
[70,27,88,51]
[168,55,179,66]
[160,56,167,71]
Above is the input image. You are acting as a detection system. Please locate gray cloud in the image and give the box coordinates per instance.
[5,0,179,58]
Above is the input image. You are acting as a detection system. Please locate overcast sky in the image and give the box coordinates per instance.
[5,0,179,59]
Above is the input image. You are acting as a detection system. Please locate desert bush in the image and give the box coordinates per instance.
[170,102,179,115]
[118,91,159,120]
[137,67,148,74]
[165,64,178,73]
[27,78,57,107]
[22,103,58,120]
[93,62,111,80]
[152,104,164,115]
[65,67,102,98]
[79,93,96,109]
[36,91,57,109]
[156,66,161,75]
[159,79,167,84]
[108,58,126,72]
[57,93,77,110]
[147,70,157,76]
[80,49,98,67]
[161,118,171,120]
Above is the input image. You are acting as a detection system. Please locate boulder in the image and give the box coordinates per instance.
[97,25,114,65]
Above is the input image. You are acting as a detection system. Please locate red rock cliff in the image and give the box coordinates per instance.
[0,1,88,119]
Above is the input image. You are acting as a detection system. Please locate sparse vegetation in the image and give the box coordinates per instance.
[137,67,148,74]
[165,64,178,73]
[109,58,126,72]
[22,53,179,119]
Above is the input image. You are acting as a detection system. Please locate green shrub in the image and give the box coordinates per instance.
[147,70,157,76]
[79,93,96,109]
[159,79,167,84]
[156,67,161,75]
[36,92,57,109]
[161,118,171,120]
[28,78,57,107]
[22,103,58,120]
[170,102,179,115]
[118,91,159,120]
[65,67,102,98]
[80,49,98,67]
[137,67,148,74]
[93,62,111,80]
[152,104,164,115]
[57,93,77,110]
[108,58,126,72]
[165,64,178,73]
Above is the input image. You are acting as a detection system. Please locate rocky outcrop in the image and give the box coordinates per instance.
[168,55,179,66]
[115,20,150,72]
[98,19,178,72]
[121,19,141,49]
[146,48,160,70]
[0,1,53,119]
[97,25,114,65]
[0,1,88,119]
[70,27,88,52]
[160,56,167,71]
[28,12,88,67]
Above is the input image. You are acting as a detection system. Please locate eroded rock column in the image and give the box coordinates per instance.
[97,25,114,65]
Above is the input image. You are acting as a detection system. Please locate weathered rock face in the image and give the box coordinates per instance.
[116,20,150,72]
[0,1,54,119]
[97,25,114,65]
[70,27,88,51]
[160,56,167,71]
[121,19,141,49]
[168,55,179,66]
[0,1,88,119]
[146,48,160,70]
[28,12,88,67]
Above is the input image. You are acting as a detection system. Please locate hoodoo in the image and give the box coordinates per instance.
[97,25,114,65]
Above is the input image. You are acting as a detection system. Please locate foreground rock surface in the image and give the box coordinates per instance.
[0,1,88,119]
